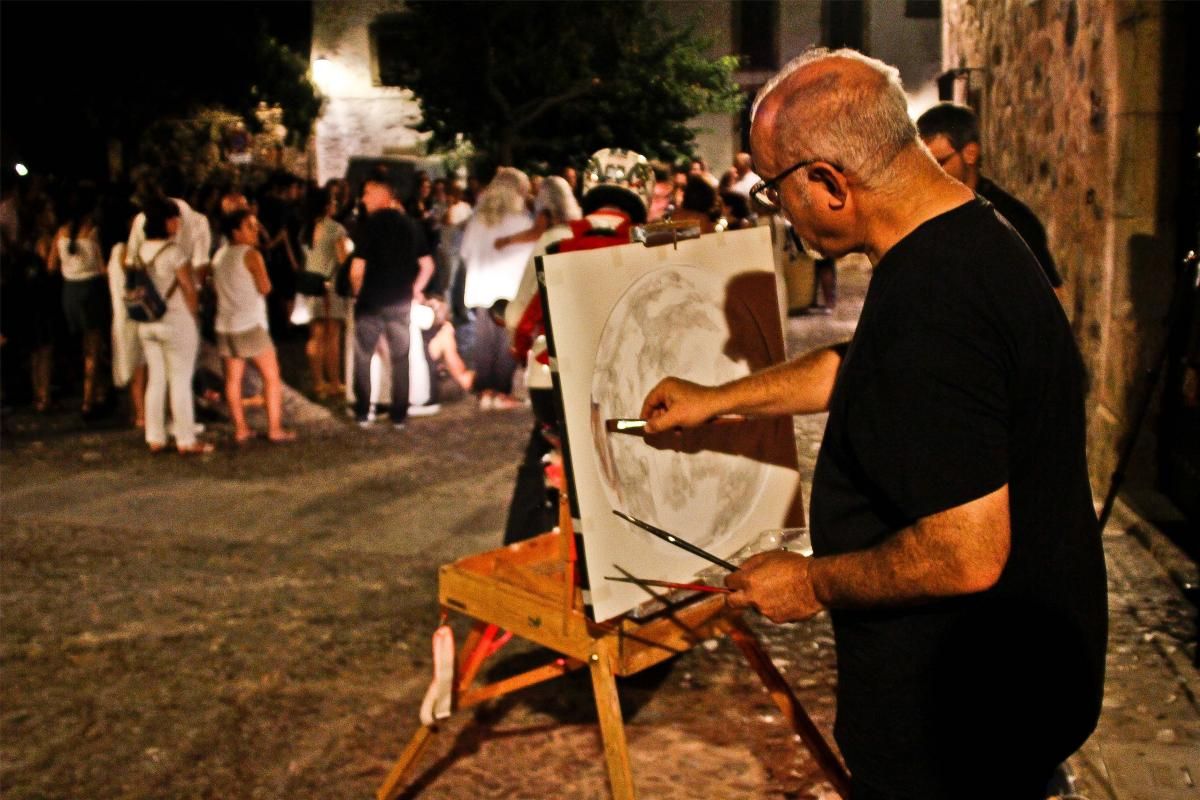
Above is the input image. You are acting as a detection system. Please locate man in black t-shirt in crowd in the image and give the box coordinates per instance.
[349,177,434,429]
[917,102,1065,300]
[641,48,1106,800]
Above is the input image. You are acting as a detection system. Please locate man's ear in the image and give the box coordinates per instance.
[961,142,981,167]
[808,163,848,209]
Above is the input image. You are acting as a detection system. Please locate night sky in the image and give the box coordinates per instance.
[0,1,312,180]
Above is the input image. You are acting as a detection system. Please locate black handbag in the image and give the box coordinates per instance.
[295,270,328,297]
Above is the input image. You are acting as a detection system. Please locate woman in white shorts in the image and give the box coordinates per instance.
[212,209,295,444]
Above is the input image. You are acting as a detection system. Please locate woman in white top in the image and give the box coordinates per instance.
[212,209,295,444]
[47,186,108,416]
[458,168,536,408]
[135,197,209,454]
[300,187,349,398]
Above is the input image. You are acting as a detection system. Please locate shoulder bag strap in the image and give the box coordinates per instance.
[148,242,180,300]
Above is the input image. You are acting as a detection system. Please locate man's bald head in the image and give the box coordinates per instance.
[751,48,916,189]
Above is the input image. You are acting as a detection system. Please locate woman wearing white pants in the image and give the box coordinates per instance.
[134,197,210,454]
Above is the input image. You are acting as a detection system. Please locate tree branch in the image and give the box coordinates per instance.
[484,44,514,122]
[512,77,600,132]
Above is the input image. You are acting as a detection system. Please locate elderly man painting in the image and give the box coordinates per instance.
[641,49,1106,800]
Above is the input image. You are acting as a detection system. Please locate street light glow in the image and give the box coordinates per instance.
[14,163,28,177]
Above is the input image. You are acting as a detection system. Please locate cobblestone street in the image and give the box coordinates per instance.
[2,261,1197,799]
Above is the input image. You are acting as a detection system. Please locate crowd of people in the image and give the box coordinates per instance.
[0,148,770,450]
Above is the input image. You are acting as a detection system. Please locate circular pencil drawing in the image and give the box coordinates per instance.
[590,265,769,552]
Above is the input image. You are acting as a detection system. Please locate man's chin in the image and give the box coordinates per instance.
[797,235,828,261]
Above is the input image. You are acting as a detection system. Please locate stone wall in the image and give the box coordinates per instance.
[942,0,1182,494]
[311,0,427,184]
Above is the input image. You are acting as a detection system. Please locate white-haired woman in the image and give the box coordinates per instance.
[457,168,535,409]
[503,175,581,356]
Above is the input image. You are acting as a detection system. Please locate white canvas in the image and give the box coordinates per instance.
[539,226,805,621]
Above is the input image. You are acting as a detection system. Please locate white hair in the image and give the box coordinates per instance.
[533,175,582,224]
[475,167,530,225]
[751,47,916,188]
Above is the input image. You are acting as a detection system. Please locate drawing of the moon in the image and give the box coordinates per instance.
[589,265,770,551]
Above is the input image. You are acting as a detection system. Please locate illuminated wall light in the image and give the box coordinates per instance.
[312,56,335,92]
[15,163,29,177]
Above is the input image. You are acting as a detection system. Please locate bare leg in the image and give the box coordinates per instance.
[306,319,327,396]
[324,320,344,393]
[81,329,103,411]
[131,364,147,427]
[252,347,294,441]
[431,325,473,390]
[224,357,251,441]
[32,345,53,411]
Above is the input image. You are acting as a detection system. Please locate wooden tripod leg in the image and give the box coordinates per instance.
[722,616,851,799]
[377,725,434,800]
[589,653,636,800]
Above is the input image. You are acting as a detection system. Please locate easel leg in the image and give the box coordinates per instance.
[721,616,851,799]
[377,622,502,800]
[589,653,636,800]
[376,725,434,800]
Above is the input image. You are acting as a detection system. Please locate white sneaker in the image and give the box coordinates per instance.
[408,403,441,417]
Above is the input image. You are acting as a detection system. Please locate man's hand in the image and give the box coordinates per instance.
[725,550,825,623]
[639,377,722,434]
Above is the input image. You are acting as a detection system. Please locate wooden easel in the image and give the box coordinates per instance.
[376,493,850,800]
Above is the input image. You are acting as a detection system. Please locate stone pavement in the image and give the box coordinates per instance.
[0,259,1196,799]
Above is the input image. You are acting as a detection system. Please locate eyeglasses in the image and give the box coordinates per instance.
[748,158,820,213]
[933,149,960,168]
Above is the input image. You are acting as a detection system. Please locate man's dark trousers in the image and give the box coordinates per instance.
[353,301,411,423]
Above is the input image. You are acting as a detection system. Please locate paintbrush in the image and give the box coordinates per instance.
[605,576,731,594]
[604,414,746,434]
[612,509,740,572]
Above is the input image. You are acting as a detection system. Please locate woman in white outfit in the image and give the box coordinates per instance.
[135,197,209,454]
[458,167,535,409]
[212,209,295,444]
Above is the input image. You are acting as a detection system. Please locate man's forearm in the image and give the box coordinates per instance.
[350,258,366,296]
[719,345,843,417]
[809,484,1011,609]
[414,255,435,295]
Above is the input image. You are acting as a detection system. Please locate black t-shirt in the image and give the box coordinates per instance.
[353,208,429,311]
[810,199,1106,798]
[976,176,1063,288]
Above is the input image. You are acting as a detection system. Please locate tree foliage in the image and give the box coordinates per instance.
[375,1,743,170]
[1,2,320,181]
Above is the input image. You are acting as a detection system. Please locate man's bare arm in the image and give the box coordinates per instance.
[350,257,366,297]
[727,484,1011,622]
[413,254,435,301]
[640,345,843,433]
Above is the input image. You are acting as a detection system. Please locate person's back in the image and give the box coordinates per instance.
[305,216,345,279]
[355,207,422,310]
[56,225,103,281]
[137,238,188,317]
